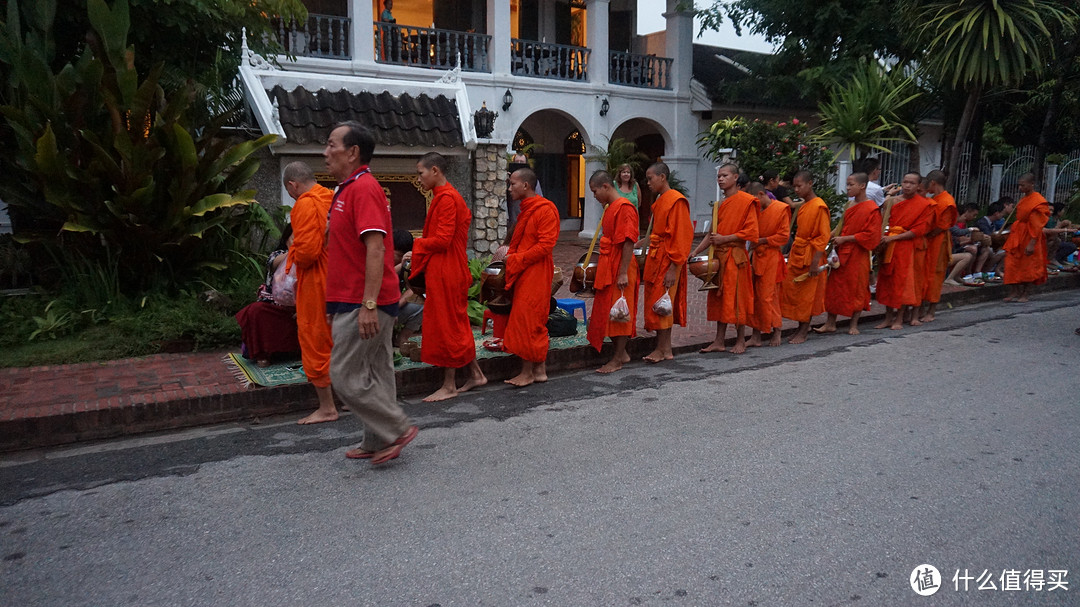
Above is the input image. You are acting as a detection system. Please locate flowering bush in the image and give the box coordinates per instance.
[698,117,843,210]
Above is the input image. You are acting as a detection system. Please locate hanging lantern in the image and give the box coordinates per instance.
[474,102,497,139]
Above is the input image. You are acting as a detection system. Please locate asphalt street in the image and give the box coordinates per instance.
[2,291,1079,606]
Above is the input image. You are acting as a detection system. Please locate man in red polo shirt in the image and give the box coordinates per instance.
[323,122,417,466]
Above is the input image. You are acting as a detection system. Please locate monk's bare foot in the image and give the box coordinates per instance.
[731,340,747,354]
[297,410,339,425]
[848,327,861,336]
[643,349,672,363]
[1002,296,1015,302]
[788,333,808,345]
[745,338,762,348]
[533,372,548,383]
[423,387,459,402]
[768,333,782,347]
[909,319,922,327]
[920,314,935,323]
[1016,296,1029,303]
[458,374,488,394]
[505,373,535,387]
[596,355,630,374]
[890,321,903,330]
[812,325,836,334]
[874,321,890,329]
[699,342,726,353]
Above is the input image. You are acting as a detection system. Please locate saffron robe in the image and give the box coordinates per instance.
[909,194,932,304]
[1003,191,1051,285]
[504,195,560,363]
[922,191,957,304]
[588,197,639,351]
[876,195,934,309]
[411,183,476,368]
[781,196,830,323]
[824,199,881,317]
[706,191,759,325]
[642,189,694,331]
[287,184,334,387]
[749,201,790,333]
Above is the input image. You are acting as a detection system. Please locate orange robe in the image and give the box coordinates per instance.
[909,194,932,304]
[411,183,475,368]
[876,195,934,309]
[922,191,957,304]
[287,184,334,387]
[781,197,830,323]
[588,197,639,351]
[1003,191,1051,285]
[642,189,694,330]
[706,191,759,325]
[749,201,790,334]
[824,199,881,317]
[504,195,560,363]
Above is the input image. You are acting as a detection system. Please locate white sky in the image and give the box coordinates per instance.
[636,0,775,53]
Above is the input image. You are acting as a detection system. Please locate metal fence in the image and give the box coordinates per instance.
[1054,151,1080,203]
[878,140,911,190]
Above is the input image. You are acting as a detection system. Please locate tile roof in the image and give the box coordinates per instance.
[692,44,816,110]
[268,85,464,147]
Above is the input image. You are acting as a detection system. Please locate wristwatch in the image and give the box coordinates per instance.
[363,299,377,310]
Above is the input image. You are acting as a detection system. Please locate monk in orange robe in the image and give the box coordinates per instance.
[907,177,933,326]
[282,162,338,425]
[411,153,486,401]
[874,172,934,330]
[780,170,831,344]
[586,170,639,373]
[640,162,693,363]
[692,163,759,355]
[745,182,789,347]
[919,169,957,322]
[1003,172,1051,303]
[816,172,881,335]
[504,167,560,387]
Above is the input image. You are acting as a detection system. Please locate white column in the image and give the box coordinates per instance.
[836,161,851,196]
[1045,164,1059,204]
[586,0,609,86]
[353,1,374,67]
[989,164,1004,203]
[664,0,693,94]
[488,0,511,77]
[580,154,606,239]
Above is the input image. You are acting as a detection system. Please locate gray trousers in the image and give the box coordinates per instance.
[330,308,411,451]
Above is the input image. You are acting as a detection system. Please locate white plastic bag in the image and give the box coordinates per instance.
[652,292,673,317]
[610,294,630,322]
[271,254,298,306]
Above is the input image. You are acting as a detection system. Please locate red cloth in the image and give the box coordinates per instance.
[411,183,476,368]
[325,167,400,306]
[235,301,299,361]
[504,195,560,363]
[588,197,639,351]
[642,189,693,330]
[1004,191,1051,285]
[781,196,830,323]
[876,195,934,309]
[287,184,334,387]
[749,201,790,333]
[824,200,881,317]
[706,191,759,325]
[922,191,957,303]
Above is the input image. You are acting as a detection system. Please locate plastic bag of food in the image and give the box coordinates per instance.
[652,292,673,317]
[610,294,631,322]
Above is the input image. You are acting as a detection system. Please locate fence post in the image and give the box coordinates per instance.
[989,164,1004,203]
[836,160,851,196]
[1045,164,1058,204]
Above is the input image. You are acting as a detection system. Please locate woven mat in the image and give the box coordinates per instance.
[394,325,588,370]
[224,353,307,388]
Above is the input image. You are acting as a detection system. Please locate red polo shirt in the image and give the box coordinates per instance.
[325,166,400,307]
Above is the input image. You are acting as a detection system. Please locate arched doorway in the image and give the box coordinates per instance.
[612,119,667,230]
[515,110,590,231]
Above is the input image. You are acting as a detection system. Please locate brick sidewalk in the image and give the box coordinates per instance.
[2,231,1076,452]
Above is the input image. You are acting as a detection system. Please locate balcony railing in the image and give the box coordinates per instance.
[375,23,491,72]
[277,13,351,59]
[609,51,672,90]
[511,39,589,81]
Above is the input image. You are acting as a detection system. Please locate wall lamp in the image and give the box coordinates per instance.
[502,89,513,111]
[599,97,610,117]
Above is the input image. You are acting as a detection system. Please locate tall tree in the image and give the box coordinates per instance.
[917,0,1076,190]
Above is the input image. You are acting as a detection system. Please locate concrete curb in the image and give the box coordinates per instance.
[3,273,1078,452]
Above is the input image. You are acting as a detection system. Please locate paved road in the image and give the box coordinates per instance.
[2,292,1079,606]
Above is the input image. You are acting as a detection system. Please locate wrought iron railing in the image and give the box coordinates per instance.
[608,51,672,90]
[277,13,351,59]
[375,23,490,72]
[511,39,589,81]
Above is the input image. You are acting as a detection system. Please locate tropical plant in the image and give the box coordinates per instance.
[814,61,921,163]
[588,137,651,176]
[466,255,493,325]
[917,0,1077,189]
[0,0,278,298]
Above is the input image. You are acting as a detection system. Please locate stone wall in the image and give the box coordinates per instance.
[470,143,509,256]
